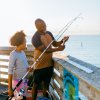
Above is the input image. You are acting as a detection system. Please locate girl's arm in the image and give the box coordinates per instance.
[8,52,16,96]
[8,74,12,89]
[8,74,13,96]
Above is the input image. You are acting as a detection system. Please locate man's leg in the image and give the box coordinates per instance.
[22,96,27,100]
[32,69,42,100]
[32,83,38,100]
[42,81,49,97]
[43,66,54,97]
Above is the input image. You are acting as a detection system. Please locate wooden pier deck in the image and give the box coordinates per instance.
[0,46,100,100]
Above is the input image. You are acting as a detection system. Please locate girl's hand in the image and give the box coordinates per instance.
[8,88,13,96]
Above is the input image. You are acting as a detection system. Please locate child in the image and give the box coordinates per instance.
[8,30,30,100]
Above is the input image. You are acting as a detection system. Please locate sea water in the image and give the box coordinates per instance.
[64,34,100,68]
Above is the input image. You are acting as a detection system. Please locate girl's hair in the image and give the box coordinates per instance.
[10,30,26,46]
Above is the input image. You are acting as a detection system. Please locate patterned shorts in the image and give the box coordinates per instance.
[12,79,28,96]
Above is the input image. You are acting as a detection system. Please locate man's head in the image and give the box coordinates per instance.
[35,18,46,33]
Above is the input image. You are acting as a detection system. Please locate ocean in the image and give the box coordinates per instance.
[27,34,100,68]
[62,34,100,68]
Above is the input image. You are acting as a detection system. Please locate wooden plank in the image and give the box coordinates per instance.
[0,78,8,83]
[0,59,9,62]
[67,59,93,73]
[0,65,8,68]
[0,71,8,75]
[0,51,34,56]
[27,58,34,62]
[50,79,63,99]
[79,79,100,100]
[49,85,60,100]
[25,51,34,57]
[54,61,60,71]
[0,47,14,50]
[0,48,34,57]
[54,62,63,77]
[0,50,11,55]
[0,47,13,55]
[52,73,63,90]
[27,44,34,51]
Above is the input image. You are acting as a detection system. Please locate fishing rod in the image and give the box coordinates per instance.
[55,13,82,40]
[8,13,82,100]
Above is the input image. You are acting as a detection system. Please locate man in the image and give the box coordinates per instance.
[31,18,69,100]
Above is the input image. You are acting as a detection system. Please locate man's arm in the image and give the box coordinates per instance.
[37,44,65,53]
[52,36,69,47]
[52,40,63,47]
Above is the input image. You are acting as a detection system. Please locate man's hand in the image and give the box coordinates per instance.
[62,36,69,42]
[62,36,69,45]
[58,45,65,51]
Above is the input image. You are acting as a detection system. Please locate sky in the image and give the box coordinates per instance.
[0,0,100,46]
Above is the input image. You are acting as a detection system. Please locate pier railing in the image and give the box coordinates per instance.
[0,46,100,100]
[0,45,34,84]
[51,54,100,100]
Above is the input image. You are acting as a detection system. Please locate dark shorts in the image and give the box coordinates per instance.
[33,66,53,85]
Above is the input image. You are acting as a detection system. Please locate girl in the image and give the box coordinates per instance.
[8,31,30,100]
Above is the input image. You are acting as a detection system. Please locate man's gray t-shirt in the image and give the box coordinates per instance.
[31,31,55,69]
[32,31,54,48]
[8,50,28,79]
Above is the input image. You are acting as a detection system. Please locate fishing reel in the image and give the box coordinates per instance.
[18,88,25,97]
[11,88,25,100]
